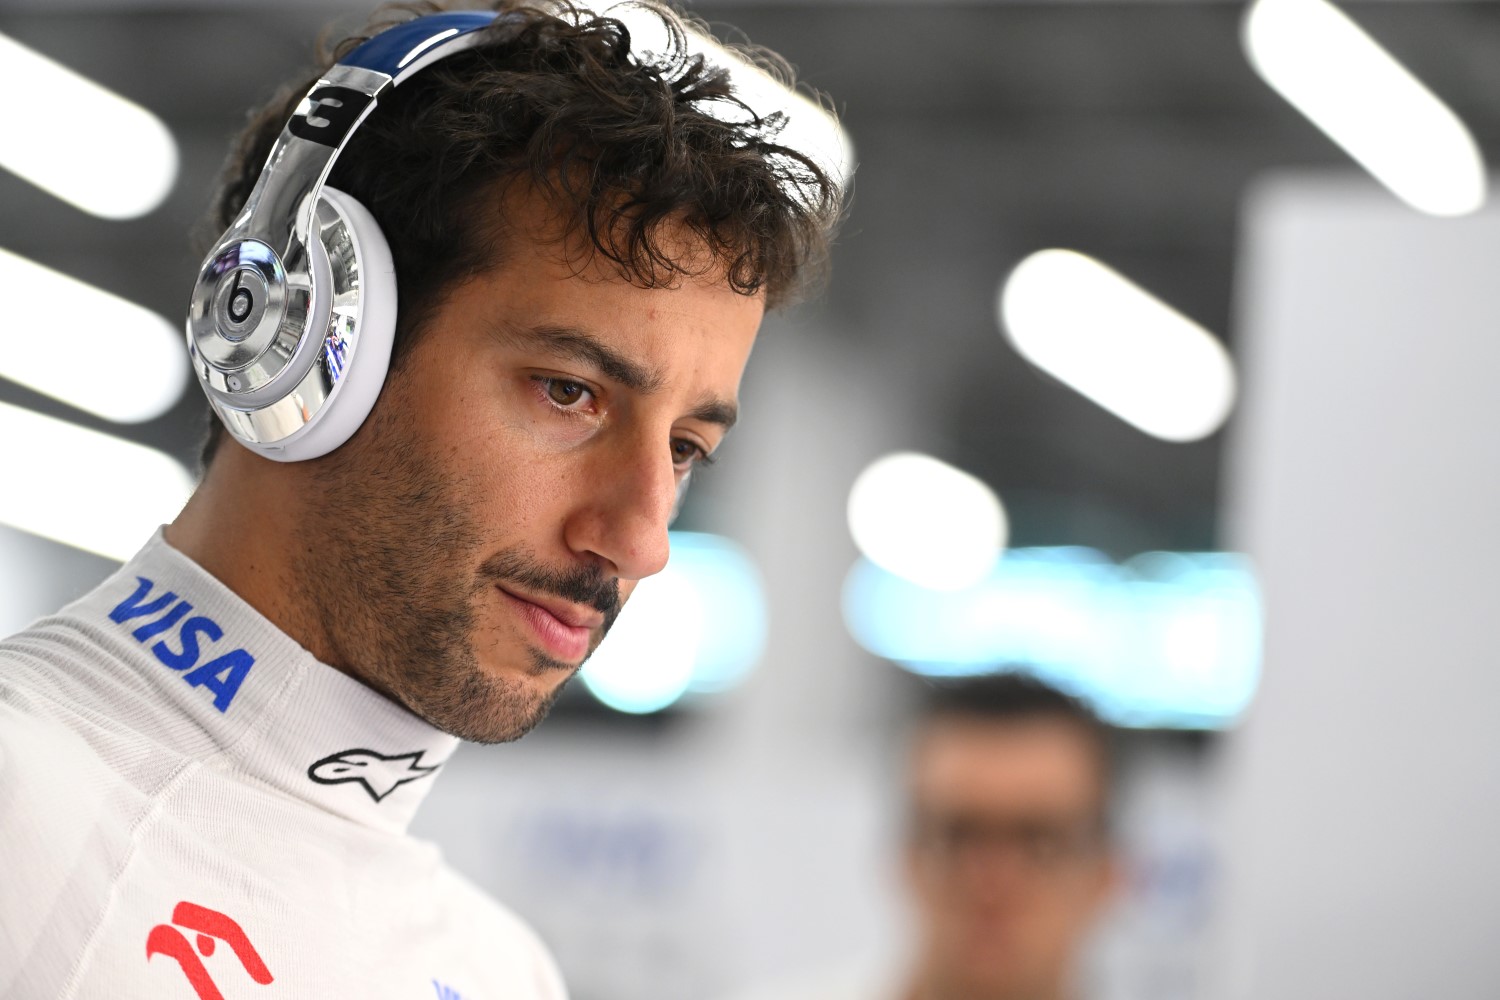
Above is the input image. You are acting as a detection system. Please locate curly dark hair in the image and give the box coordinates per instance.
[197,0,844,467]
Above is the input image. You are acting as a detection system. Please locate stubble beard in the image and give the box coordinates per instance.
[288,401,620,744]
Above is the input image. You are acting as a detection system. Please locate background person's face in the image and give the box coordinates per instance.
[290,190,764,743]
[906,717,1118,1000]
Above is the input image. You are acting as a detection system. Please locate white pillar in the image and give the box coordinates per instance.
[1213,171,1500,1000]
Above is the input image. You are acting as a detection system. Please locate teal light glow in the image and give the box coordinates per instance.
[581,531,767,714]
[842,548,1261,729]
[671,532,768,694]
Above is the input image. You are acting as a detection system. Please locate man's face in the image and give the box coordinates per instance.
[292,190,763,743]
[905,717,1118,1000]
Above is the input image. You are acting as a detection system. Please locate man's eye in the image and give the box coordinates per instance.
[541,378,591,409]
[671,438,710,470]
[1019,828,1068,863]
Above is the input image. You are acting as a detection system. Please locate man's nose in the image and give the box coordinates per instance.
[562,431,676,581]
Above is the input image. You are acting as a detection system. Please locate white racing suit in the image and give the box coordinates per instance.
[0,531,567,1000]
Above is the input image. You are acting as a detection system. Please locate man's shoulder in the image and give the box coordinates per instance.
[0,604,188,844]
[0,606,158,778]
[0,601,174,782]
[431,860,558,946]
[0,592,206,947]
[0,563,159,720]
[0,674,136,816]
[0,661,171,995]
[429,862,569,996]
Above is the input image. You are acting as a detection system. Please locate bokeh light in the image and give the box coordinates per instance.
[581,531,768,713]
[999,249,1237,443]
[0,247,186,423]
[0,32,178,220]
[842,547,1261,729]
[0,401,195,561]
[1243,0,1485,217]
[846,452,1007,592]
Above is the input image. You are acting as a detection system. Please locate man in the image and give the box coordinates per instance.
[0,3,841,998]
[900,675,1121,1000]
[730,674,1118,1000]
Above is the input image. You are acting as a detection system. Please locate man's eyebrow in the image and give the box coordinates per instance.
[688,396,738,431]
[496,323,666,394]
[492,322,737,428]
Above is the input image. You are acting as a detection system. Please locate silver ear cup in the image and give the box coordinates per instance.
[189,188,396,462]
[254,186,397,461]
[189,231,333,446]
[189,239,320,394]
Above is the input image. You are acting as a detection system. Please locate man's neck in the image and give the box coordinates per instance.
[166,446,335,669]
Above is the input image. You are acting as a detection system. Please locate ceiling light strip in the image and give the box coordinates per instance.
[0,400,195,562]
[0,31,179,219]
[0,246,187,423]
[999,249,1236,443]
[1243,0,1486,217]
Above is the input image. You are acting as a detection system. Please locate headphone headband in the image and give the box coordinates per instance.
[343,11,501,82]
[186,12,500,458]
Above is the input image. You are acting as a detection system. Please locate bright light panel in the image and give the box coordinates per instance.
[1243,0,1485,217]
[0,32,178,220]
[599,2,854,188]
[847,452,1006,592]
[0,401,195,562]
[1000,250,1237,443]
[842,548,1262,729]
[0,247,186,423]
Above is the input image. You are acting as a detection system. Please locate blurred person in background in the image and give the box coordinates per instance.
[902,675,1120,1000]
[731,673,1119,1000]
[0,2,841,997]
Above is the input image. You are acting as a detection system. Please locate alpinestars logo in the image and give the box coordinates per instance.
[308,748,443,802]
[146,901,273,1000]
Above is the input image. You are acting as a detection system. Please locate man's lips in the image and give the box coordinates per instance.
[495,586,601,662]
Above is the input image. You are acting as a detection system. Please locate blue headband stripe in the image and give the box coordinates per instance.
[340,12,499,79]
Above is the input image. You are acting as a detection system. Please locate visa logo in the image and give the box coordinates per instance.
[109,576,255,713]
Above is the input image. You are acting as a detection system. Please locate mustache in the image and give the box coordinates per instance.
[477,549,621,628]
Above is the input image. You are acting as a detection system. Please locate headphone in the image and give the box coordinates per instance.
[187,12,501,462]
